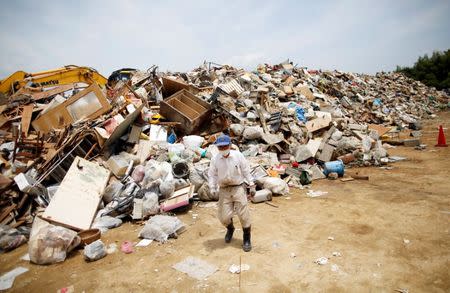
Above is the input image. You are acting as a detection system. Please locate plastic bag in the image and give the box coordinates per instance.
[142,192,159,217]
[92,216,122,234]
[142,161,174,187]
[167,143,185,155]
[28,218,80,265]
[139,215,184,243]
[189,168,206,192]
[159,180,175,198]
[257,177,289,195]
[102,181,123,204]
[84,240,106,262]
[131,165,145,183]
[295,105,306,123]
[362,136,373,153]
[230,124,244,136]
[182,135,204,151]
[243,126,263,140]
[0,225,27,252]
[197,182,219,201]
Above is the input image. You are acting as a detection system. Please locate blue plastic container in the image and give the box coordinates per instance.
[323,160,345,177]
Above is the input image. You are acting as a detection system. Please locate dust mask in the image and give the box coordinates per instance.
[220,149,230,157]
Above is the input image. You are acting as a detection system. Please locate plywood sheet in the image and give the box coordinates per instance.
[42,157,110,230]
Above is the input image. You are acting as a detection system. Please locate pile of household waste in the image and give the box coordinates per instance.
[0,61,448,264]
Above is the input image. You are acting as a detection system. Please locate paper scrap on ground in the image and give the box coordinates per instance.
[0,267,29,290]
[315,257,328,265]
[173,257,218,280]
[307,190,328,198]
[135,239,153,247]
[106,243,117,254]
[228,264,250,274]
[20,254,30,261]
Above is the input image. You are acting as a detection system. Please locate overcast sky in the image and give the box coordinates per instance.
[1,0,449,78]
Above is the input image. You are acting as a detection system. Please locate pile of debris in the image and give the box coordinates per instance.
[0,61,448,262]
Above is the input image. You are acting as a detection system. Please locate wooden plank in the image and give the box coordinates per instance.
[305,114,332,133]
[0,204,16,223]
[127,124,141,144]
[368,124,391,137]
[31,84,76,101]
[42,157,110,230]
[21,105,34,137]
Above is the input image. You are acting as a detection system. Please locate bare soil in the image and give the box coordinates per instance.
[1,112,449,293]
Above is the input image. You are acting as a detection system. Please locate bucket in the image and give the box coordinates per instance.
[251,189,272,203]
[323,160,344,177]
[172,161,189,178]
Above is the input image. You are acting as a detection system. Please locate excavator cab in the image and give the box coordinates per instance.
[107,68,137,87]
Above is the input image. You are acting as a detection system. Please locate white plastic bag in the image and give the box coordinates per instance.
[142,192,160,217]
[28,218,80,265]
[257,177,289,195]
[243,126,263,140]
[230,124,244,136]
[84,240,106,262]
[182,136,204,150]
[139,215,184,243]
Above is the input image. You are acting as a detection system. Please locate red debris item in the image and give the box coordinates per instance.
[292,162,299,168]
[121,241,134,254]
[435,125,448,147]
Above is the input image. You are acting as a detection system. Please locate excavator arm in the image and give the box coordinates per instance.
[0,65,108,95]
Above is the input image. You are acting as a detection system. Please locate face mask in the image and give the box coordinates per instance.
[219,149,230,157]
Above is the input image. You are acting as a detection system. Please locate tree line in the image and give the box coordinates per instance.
[396,49,450,91]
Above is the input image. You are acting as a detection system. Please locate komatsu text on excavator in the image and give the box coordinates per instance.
[0,65,107,95]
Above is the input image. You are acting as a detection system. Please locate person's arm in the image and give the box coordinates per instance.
[208,156,219,193]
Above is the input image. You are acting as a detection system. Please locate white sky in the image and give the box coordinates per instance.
[0,0,449,78]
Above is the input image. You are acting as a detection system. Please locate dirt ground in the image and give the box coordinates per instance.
[1,112,449,293]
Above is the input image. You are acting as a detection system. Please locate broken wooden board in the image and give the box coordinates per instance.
[136,139,153,164]
[306,138,322,157]
[161,77,200,97]
[127,124,142,144]
[21,105,34,137]
[31,84,78,101]
[42,156,110,231]
[368,124,392,137]
[305,113,332,133]
[296,86,315,101]
[102,104,144,149]
[316,143,336,162]
[32,84,111,134]
[160,185,194,212]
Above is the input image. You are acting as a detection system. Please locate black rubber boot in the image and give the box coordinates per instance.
[225,222,235,243]
[243,226,252,252]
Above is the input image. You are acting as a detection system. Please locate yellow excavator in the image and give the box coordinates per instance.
[0,65,108,95]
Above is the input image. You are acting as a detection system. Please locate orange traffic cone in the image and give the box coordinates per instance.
[435,125,448,147]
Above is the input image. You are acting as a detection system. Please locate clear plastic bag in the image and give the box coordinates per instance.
[28,218,80,265]
[84,240,106,262]
[0,225,27,252]
[139,215,184,243]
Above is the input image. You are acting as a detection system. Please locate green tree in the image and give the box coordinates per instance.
[396,49,450,90]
